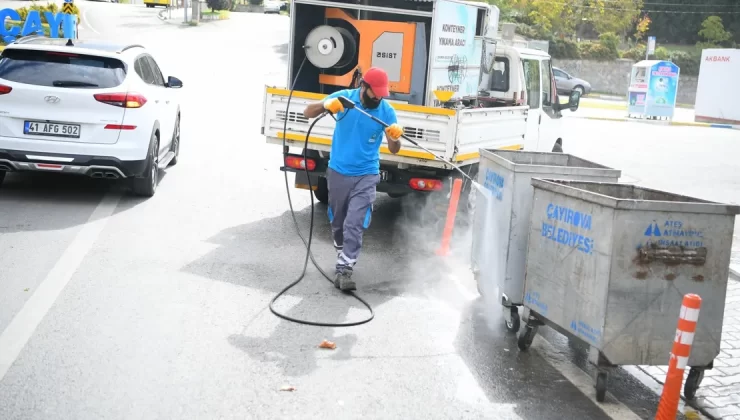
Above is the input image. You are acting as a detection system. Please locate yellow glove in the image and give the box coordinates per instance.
[323,97,345,114]
[385,123,404,141]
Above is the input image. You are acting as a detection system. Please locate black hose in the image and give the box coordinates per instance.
[270,55,374,327]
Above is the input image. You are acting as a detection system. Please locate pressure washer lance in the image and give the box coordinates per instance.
[335,96,485,193]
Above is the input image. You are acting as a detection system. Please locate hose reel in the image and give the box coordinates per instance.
[304,25,357,70]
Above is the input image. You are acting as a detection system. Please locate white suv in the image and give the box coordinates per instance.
[0,36,183,197]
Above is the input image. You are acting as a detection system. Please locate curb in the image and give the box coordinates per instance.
[580,97,695,110]
[730,265,740,281]
[574,115,740,130]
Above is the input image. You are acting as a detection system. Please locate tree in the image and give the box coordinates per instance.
[634,15,651,41]
[577,0,645,38]
[514,0,575,36]
[698,16,732,46]
[646,0,740,45]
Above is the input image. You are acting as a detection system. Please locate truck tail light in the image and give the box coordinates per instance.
[409,178,443,192]
[285,155,316,171]
[94,92,147,108]
[0,84,12,95]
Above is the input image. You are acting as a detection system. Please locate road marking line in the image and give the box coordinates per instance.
[532,335,643,420]
[82,8,100,35]
[0,193,121,381]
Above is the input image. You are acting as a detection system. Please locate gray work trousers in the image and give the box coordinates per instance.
[326,167,379,273]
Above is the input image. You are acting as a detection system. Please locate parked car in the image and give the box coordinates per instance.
[553,66,591,96]
[264,0,283,13]
[0,37,183,197]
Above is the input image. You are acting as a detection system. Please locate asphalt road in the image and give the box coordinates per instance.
[1,2,732,419]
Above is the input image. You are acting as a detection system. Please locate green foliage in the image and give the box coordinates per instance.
[207,0,231,11]
[698,16,732,46]
[648,1,740,45]
[668,50,701,75]
[579,43,617,60]
[621,45,645,61]
[549,38,580,59]
[514,23,544,40]
[15,3,80,22]
[598,32,620,57]
[653,46,671,60]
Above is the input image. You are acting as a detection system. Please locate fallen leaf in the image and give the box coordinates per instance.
[318,340,336,350]
[280,385,296,392]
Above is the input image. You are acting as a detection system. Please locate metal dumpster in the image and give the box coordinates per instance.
[518,178,740,402]
[471,150,621,333]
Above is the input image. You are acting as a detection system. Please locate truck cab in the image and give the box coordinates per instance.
[479,44,577,153]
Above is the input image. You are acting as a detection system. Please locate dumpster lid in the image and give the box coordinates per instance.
[479,149,622,178]
[531,179,740,215]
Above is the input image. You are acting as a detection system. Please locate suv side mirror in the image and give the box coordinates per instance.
[167,76,183,88]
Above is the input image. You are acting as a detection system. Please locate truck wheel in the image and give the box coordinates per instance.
[313,176,329,204]
[0,170,5,186]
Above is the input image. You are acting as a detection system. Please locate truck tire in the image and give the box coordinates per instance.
[313,176,329,204]
[0,170,5,186]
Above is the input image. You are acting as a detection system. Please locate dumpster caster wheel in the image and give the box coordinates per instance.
[517,324,538,351]
[595,371,608,402]
[684,368,704,400]
[505,307,520,333]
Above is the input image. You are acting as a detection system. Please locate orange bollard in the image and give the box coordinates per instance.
[655,294,702,420]
[436,178,464,257]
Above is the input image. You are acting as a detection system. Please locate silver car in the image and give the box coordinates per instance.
[553,67,592,97]
[263,0,283,13]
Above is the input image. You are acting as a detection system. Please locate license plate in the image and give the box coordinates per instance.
[24,121,81,138]
[380,170,389,182]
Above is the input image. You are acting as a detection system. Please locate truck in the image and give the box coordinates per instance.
[260,0,581,207]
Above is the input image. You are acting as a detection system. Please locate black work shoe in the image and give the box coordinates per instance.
[333,272,342,289]
[338,270,356,292]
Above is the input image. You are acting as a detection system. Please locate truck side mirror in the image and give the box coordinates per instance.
[568,91,581,112]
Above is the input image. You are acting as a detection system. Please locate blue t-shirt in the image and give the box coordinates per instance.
[324,88,398,177]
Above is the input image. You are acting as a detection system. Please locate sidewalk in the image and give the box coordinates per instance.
[636,276,740,419]
[573,98,740,130]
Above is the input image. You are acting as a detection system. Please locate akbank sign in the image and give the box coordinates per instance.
[0,9,78,44]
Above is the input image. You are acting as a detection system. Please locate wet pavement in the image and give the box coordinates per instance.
[638,279,740,419]
[0,2,735,419]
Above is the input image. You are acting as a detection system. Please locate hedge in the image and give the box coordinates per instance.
[548,37,702,75]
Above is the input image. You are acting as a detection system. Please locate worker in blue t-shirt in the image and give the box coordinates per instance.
[303,67,404,291]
